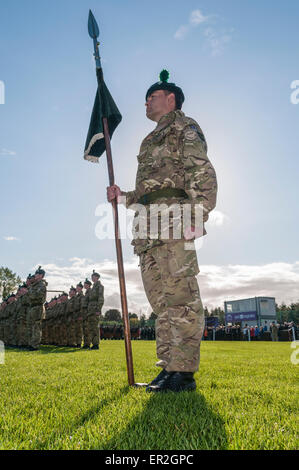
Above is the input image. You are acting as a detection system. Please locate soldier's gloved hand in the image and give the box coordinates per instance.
[184,226,202,240]
[107,184,122,203]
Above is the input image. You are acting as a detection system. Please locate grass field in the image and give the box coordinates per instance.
[0,341,298,450]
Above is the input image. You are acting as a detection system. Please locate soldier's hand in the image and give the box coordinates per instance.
[107,184,122,203]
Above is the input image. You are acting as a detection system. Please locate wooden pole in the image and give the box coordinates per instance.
[102,117,135,386]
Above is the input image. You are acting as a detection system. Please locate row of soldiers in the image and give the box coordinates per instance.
[0,267,47,350]
[42,270,104,349]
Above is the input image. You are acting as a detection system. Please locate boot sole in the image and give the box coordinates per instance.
[146,381,196,393]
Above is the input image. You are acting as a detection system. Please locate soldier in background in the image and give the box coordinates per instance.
[74,282,84,348]
[59,292,69,347]
[18,284,29,349]
[42,301,49,345]
[67,287,77,347]
[14,287,21,347]
[7,294,16,347]
[82,279,92,348]
[0,299,6,343]
[25,274,34,348]
[28,267,47,350]
[87,270,104,350]
[47,297,55,345]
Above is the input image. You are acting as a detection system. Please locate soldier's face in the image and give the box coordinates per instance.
[145,90,175,122]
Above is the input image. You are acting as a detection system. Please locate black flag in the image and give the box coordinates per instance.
[84,69,122,163]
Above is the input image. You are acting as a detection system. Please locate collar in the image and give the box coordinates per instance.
[155,110,184,132]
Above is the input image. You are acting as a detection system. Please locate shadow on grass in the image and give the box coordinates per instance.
[74,386,130,428]
[103,390,228,450]
[3,345,85,354]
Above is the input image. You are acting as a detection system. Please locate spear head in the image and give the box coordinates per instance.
[88,10,101,69]
[88,10,100,39]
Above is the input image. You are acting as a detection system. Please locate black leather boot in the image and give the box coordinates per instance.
[134,369,173,389]
[145,370,175,392]
[146,372,196,393]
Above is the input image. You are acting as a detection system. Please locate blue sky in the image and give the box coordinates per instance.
[0,0,298,312]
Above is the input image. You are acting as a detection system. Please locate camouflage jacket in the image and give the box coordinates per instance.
[123,110,217,254]
[74,293,84,313]
[89,281,104,305]
[67,296,76,316]
[28,280,47,306]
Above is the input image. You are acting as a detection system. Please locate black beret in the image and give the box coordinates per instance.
[145,70,185,108]
[35,265,45,276]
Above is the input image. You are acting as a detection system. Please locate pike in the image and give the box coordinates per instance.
[85,10,135,386]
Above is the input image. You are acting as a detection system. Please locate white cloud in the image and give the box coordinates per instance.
[35,257,299,315]
[174,9,208,40]
[174,9,232,56]
[3,236,20,241]
[190,9,208,25]
[0,148,16,156]
[199,261,299,310]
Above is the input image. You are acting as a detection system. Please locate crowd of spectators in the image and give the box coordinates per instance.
[203,321,298,341]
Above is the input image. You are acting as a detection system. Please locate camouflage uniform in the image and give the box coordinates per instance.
[67,293,76,347]
[74,292,84,347]
[20,289,29,347]
[28,279,47,349]
[87,280,104,347]
[123,110,217,372]
[82,285,91,347]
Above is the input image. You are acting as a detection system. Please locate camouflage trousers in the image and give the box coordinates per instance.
[73,313,83,346]
[86,313,100,347]
[18,314,27,346]
[68,316,77,347]
[82,311,89,347]
[28,306,43,349]
[140,239,204,373]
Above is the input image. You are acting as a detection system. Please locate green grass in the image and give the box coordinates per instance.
[0,341,298,450]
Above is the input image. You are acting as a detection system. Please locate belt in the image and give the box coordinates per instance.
[137,188,188,205]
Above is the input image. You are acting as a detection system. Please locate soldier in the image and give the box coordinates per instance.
[28,267,47,350]
[0,300,6,343]
[7,294,17,347]
[18,284,29,348]
[67,287,77,347]
[82,279,91,348]
[107,70,217,392]
[74,282,84,348]
[54,295,63,346]
[86,270,104,350]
